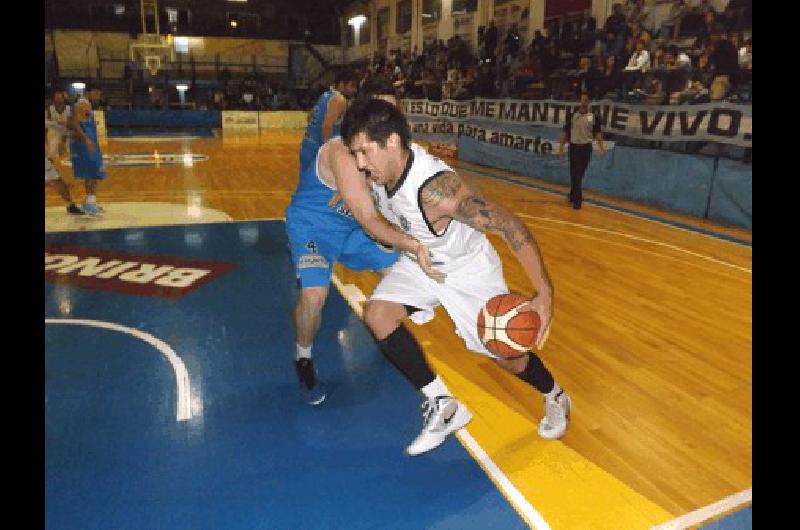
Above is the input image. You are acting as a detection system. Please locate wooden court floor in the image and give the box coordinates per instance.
[45,130,752,528]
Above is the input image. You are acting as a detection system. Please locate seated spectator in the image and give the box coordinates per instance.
[671,45,692,70]
[673,53,714,104]
[732,38,752,102]
[708,32,739,98]
[653,50,691,104]
[651,45,666,70]
[622,39,650,98]
[532,30,548,55]
[738,37,752,70]
[473,62,496,97]
[454,68,476,100]
[514,51,542,96]
[595,54,624,100]
[572,55,599,97]
[415,68,442,101]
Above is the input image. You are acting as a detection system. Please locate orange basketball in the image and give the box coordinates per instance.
[476,293,540,358]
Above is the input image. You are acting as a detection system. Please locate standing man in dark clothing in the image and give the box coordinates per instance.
[484,20,499,62]
[504,23,522,63]
[558,92,605,210]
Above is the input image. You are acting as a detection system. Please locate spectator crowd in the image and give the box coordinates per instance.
[365,0,751,106]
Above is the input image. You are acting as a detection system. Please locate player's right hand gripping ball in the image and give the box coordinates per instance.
[477,293,541,358]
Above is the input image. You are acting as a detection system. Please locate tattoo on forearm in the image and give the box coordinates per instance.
[456,196,534,251]
[420,172,462,207]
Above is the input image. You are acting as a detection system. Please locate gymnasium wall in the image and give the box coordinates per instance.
[47,30,342,80]
[457,134,752,229]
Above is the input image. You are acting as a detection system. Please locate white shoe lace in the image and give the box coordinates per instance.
[544,396,566,427]
[420,398,436,430]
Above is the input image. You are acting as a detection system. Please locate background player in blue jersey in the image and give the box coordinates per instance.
[298,69,360,173]
[67,99,107,217]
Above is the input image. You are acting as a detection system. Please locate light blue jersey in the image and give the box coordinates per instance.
[69,112,106,180]
[298,88,343,172]
[288,140,355,227]
[285,140,398,288]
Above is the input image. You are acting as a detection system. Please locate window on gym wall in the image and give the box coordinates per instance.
[346,14,371,47]
[396,0,412,34]
[422,0,442,23]
[452,0,478,14]
[377,7,390,51]
[164,6,191,32]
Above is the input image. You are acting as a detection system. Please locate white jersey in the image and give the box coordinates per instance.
[369,142,490,274]
[368,142,509,358]
[45,104,71,135]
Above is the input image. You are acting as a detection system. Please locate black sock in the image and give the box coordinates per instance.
[377,325,436,390]
[515,352,555,394]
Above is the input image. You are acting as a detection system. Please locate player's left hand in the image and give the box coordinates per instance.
[520,293,553,350]
[328,192,342,208]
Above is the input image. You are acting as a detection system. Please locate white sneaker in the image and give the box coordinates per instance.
[406,395,473,456]
[538,389,571,440]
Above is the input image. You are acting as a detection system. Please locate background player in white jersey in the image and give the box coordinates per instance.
[45,90,71,162]
[340,98,571,456]
[44,128,83,215]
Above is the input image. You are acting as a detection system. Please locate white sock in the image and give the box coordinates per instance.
[421,376,451,400]
[295,343,312,361]
[86,194,96,205]
[546,382,562,401]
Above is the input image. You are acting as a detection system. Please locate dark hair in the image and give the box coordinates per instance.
[334,68,359,86]
[358,74,396,99]
[341,97,410,150]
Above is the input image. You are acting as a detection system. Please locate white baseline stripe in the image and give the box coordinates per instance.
[457,429,551,530]
[518,214,751,274]
[330,274,549,530]
[650,488,752,530]
[45,318,192,421]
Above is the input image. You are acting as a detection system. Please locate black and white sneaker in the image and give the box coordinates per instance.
[405,395,472,456]
[294,358,327,406]
[66,203,84,215]
[538,389,571,440]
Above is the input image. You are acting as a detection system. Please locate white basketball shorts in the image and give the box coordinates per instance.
[370,240,509,359]
[45,156,60,182]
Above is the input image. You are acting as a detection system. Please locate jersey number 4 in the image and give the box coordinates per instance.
[305,241,318,254]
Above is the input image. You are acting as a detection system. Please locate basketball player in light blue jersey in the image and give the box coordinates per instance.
[285,76,442,406]
[298,69,359,173]
[68,99,107,217]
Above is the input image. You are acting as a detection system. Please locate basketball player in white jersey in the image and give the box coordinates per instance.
[328,75,443,283]
[44,127,83,215]
[45,90,71,162]
[339,98,571,456]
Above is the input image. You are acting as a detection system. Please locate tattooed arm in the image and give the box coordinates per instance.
[420,171,554,347]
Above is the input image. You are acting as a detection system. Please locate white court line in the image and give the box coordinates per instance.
[45,318,192,421]
[330,274,549,530]
[650,488,752,530]
[518,214,752,274]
